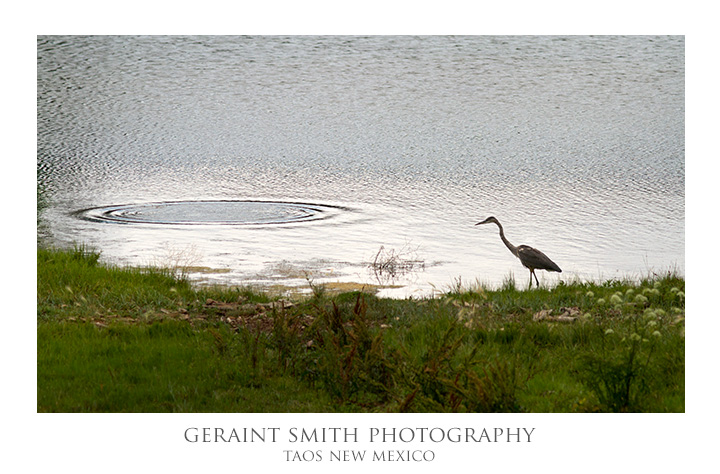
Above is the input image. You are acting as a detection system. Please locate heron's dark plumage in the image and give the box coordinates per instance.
[516,245,562,273]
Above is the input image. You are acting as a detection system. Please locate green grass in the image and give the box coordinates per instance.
[37,322,332,412]
[37,246,685,412]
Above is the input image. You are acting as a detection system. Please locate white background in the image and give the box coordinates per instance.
[6,1,713,472]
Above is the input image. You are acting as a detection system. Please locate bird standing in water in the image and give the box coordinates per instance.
[475,216,561,288]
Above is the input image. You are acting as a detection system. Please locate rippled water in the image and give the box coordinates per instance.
[74,200,348,226]
[37,36,684,296]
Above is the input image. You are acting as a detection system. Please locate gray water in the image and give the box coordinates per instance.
[37,36,684,297]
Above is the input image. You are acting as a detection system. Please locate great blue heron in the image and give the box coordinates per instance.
[475,216,561,288]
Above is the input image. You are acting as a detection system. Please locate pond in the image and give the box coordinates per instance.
[37,35,684,297]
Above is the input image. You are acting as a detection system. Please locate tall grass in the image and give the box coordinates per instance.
[37,247,684,412]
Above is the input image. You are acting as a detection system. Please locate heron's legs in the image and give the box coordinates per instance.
[529,269,539,288]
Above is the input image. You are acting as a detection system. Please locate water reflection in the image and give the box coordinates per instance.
[367,244,427,287]
[37,36,684,296]
[73,200,349,226]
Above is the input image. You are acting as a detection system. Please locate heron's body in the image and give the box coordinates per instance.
[475,216,561,287]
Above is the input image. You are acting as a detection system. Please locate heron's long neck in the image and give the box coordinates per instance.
[495,222,518,256]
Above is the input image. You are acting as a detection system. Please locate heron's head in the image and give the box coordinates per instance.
[475,216,498,226]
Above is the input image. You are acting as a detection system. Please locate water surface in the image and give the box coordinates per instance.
[37,36,685,296]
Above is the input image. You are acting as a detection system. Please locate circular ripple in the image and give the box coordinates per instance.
[74,200,347,226]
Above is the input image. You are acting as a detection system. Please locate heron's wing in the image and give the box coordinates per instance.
[517,245,562,272]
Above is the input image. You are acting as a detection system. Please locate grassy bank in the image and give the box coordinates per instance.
[37,246,685,412]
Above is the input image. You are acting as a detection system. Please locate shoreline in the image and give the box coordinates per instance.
[37,246,685,413]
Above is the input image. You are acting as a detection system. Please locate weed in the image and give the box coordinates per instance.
[70,244,101,265]
[369,243,425,284]
[37,247,685,413]
[573,311,679,412]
